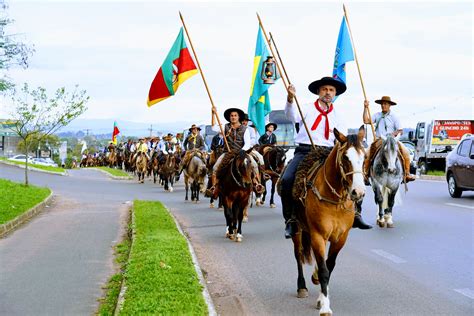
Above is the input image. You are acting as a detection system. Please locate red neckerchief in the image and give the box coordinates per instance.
[311,99,333,139]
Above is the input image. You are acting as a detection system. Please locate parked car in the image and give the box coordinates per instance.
[31,157,58,167]
[445,134,474,198]
[8,155,34,162]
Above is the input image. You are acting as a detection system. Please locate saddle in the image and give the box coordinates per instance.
[215,152,237,179]
[292,147,332,203]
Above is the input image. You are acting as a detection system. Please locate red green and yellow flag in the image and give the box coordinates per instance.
[147,27,198,107]
[112,121,120,144]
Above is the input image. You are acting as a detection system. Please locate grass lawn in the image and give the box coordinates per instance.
[0,157,65,174]
[0,179,51,224]
[427,170,445,176]
[120,201,207,315]
[96,167,130,178]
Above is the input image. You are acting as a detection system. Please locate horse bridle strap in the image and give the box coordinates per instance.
[230,157,244,188]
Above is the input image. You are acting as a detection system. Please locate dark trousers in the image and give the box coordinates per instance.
[280,145,312,222]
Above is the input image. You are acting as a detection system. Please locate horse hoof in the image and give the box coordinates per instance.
[209,203,214,208]
[311,275,320,285]
[320,312,332,316]
[387,222,394,228]
[270,203,276,208]
[297,288,308,298]
[235,234,243,242]
[169,188,173,192]
[377,219,385,228]
[316,299,322,310]
[243,216,248,223]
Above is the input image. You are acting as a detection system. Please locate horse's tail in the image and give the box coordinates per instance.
[300,230,313,265]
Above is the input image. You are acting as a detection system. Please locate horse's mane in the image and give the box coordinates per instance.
[216,152,238,179]
[346,134,364,154]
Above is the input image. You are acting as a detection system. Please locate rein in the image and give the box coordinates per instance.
[230,157,244,187]
[308,143,363,210]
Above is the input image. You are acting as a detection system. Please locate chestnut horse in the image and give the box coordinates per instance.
[184,155,207,202]
[217,149,263,242]
[160,154,176,192]
[135,152,148,183]
[290,128,365,315]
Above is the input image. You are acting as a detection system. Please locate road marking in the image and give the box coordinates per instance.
[445,203,474,210]
[454,288,474,300]
[371,249,407,263]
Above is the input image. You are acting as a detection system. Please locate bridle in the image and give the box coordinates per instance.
[308,143,364,209]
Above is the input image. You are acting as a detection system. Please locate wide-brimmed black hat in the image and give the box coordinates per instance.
[188,124,201,132]
[308,76,347,96]
[242,113,251,121]
[265,123,277,131]
[224,108,245,122]
[375,96,397,106]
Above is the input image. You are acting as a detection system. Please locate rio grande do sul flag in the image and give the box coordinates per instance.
[112,121,120,144]
[147,27,198,107]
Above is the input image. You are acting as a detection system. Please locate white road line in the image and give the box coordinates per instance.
[371,249,407,264]
[445,203,474,210]
[454,288,474,300]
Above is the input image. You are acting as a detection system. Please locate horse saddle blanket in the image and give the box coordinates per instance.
[292,147,332,202]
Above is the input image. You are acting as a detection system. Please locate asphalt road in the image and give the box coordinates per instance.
[0,164,472,315]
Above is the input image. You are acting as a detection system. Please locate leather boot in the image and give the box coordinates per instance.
[352,205,372,230]
[282,197,297,238]
[400,146,415,183]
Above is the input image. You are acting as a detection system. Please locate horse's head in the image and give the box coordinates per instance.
[334,126,366,202]
[233,149,257,189]
[381,135,399,175]
[273,147,287,173]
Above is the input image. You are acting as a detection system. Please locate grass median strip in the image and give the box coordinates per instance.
[0,179,51,224]
[120,200,207,315]
[96,167,130,178]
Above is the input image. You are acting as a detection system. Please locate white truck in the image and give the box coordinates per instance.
[409,120,474,174]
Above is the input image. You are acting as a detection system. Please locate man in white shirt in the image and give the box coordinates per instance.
[363,96,415,183]
[281,76,372,238]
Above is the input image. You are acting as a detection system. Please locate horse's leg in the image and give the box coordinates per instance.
[311,233,331,314]
[292,233,309,298]
[326,231,349,278]
[235,202,244,242]
[270,177,277,208]
[223,198,232,239]
[373,185,385,227]
[184,176,189,201]
[385,188,397,228]
[169,175,174,192]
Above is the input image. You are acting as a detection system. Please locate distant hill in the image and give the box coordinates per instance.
[56,118,196,137]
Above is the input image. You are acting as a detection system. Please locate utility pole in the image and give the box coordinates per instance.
[148,124,153,137]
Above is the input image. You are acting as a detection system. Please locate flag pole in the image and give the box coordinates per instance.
[343,4,376,139]
[257,13,315,149]
[179,11,230,152]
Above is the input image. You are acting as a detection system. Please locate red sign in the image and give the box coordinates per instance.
[432,120,473,145]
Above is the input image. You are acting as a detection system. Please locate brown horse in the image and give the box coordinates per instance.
[259,145,287,208]
[135,152,148,183]
[108,146,117,168]
[217,149,262,242]
[290,128,365,315]
[150,152,160,183]
[184,155,207,202]
[160,154,176,192]
[207,147,224,208]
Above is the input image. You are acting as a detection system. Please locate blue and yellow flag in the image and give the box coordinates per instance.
[248,26,278,136]
[333,16,354,85]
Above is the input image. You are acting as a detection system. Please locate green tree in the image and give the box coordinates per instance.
[0,2,35,92]
[9,83,89,185]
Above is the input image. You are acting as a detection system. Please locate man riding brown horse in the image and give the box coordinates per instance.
[281,76,372,239]
[178,124,206,174]
[206,107,264,199]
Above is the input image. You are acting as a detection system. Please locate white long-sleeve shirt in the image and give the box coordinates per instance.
[285,100,342,147]
[212,123,252,151]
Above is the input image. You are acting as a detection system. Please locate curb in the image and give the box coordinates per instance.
[0,190,54,238]
[89,168,132,180]
[419,175,445,181]
[168,207,217,316]
[114,203,134,316]
[0,160,67,176]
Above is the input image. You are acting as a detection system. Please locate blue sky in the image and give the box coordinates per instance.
[1,0,472,134]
